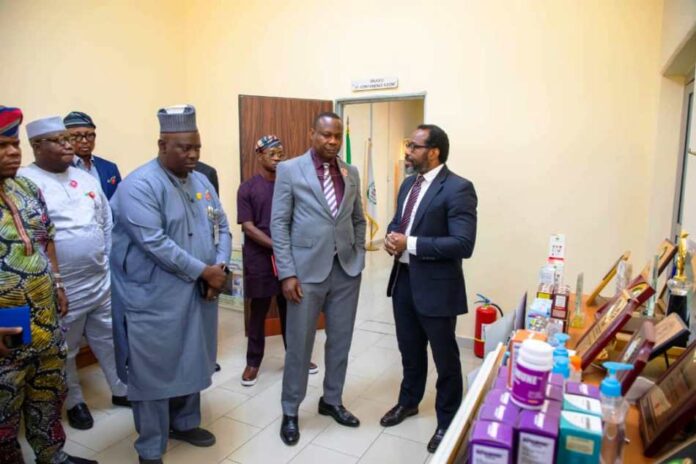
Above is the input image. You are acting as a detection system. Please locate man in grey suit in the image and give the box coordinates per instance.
[271,112,366,446]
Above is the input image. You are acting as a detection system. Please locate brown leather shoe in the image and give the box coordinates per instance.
[241,366,259,386]
[308,362,319,374]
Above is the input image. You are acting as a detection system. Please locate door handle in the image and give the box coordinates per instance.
[690,148,696,156]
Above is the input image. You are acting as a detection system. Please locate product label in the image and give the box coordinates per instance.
[472,444,509,464]
[494,406,505,421]
[563,411,602,432]
[565,436,595,455]
[518,432,555,463]
[565,394,602,416]
[512,362,548,406]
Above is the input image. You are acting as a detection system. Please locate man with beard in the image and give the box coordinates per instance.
[20,116,128,431]
[381,124,477,453]
[110,105,230,464]
[237,135,317,387]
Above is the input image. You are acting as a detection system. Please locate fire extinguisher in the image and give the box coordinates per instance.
[474,294,503,358]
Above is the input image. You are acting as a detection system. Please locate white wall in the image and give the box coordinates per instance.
[2,0,670,337]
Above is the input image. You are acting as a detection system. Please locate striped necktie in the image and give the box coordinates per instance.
[323,163,338,217]
[398,175,425,233]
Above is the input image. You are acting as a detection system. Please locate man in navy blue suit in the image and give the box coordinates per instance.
[65,111,122,200]
[381,124,477,453]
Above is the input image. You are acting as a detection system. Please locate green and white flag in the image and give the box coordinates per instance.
[365,139,378,240]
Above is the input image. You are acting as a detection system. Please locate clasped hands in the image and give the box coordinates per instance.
[384,232,407,256]
[201,263,229,301]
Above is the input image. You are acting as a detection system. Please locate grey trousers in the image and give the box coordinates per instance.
[281,258,361,416]
[63,295,127,408]
[132,393,201,459]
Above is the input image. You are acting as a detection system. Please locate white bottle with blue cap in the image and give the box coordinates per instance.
[599,361,633,464]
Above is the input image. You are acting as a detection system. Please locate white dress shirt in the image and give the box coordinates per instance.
[399,164,445,264]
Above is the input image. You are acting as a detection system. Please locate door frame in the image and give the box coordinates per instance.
[672,78,695,239]
[335,92,427,119]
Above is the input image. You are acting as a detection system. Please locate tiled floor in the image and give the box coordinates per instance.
[20,251,482,464]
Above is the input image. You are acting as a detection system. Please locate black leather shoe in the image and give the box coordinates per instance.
[215,363,221,372]
[380,404,419,427]
[138,458,163,464]
[64,455,98,464]
[318,397,360,427]
[169,427,216,447]
[112,395,131,408]
[67,403,94,430]
[427,427,447,453]
[280,415,300,446]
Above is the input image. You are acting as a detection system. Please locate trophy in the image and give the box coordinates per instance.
[666,231,691,346]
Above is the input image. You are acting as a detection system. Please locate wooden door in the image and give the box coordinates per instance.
[239,95,333,336]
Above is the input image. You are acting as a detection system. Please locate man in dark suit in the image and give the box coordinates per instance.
[64,111,122,200]
[381,124,477,453]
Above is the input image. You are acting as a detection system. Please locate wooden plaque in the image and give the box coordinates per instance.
[596,274,654,318]
[615,320,655,395]
[639,340,696,457]
[575,278,655,369]
[586,251,630,305]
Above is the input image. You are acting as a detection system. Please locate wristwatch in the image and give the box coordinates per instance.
[54,281,65,290]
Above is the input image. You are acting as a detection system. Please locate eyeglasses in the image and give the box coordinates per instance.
[35,136,72,146]
[69,133,96,143]
[405,142,430,151]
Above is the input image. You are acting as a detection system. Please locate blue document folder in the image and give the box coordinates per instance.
[0,305,32,344]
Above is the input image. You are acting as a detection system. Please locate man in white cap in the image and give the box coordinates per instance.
[20,116,129,431]
[110,105,231,464]
[0,109,96,464]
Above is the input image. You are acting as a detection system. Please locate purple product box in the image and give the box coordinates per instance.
[565,381,600,400]
[483,389,513,408]
[548,373,564,388]
[516,410,560,464]
[469,420,514,464]
[493,374,509,391]
[545,384,563,403]
[539,400,562,418]
[477,403,520,424]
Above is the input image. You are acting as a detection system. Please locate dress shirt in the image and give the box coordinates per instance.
[399,164,445,264]
[73,155,101,184]
[311,149,345,209]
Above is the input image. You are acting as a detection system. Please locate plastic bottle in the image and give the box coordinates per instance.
[511,339,554,409]
[569,355,582,383]
[552,356,570,382]
[552,333,570,360]
[600,362,633,464]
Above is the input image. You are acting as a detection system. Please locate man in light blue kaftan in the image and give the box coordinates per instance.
[110,105,231,464]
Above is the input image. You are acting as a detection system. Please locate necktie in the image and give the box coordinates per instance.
[398,175,425,233]
[323,163,338,217]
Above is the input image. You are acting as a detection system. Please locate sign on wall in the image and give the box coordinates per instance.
[351,77,399,92]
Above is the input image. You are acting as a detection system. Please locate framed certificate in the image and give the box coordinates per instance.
[614,320,655,395]
[638,340,696,457]
[575,277,654,369]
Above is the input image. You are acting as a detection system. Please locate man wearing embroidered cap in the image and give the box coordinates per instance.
[110,104,231,464]
[20,116,128,431]
[237,135,318,387]
[64,111,122,200]
[0,107,96,464]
